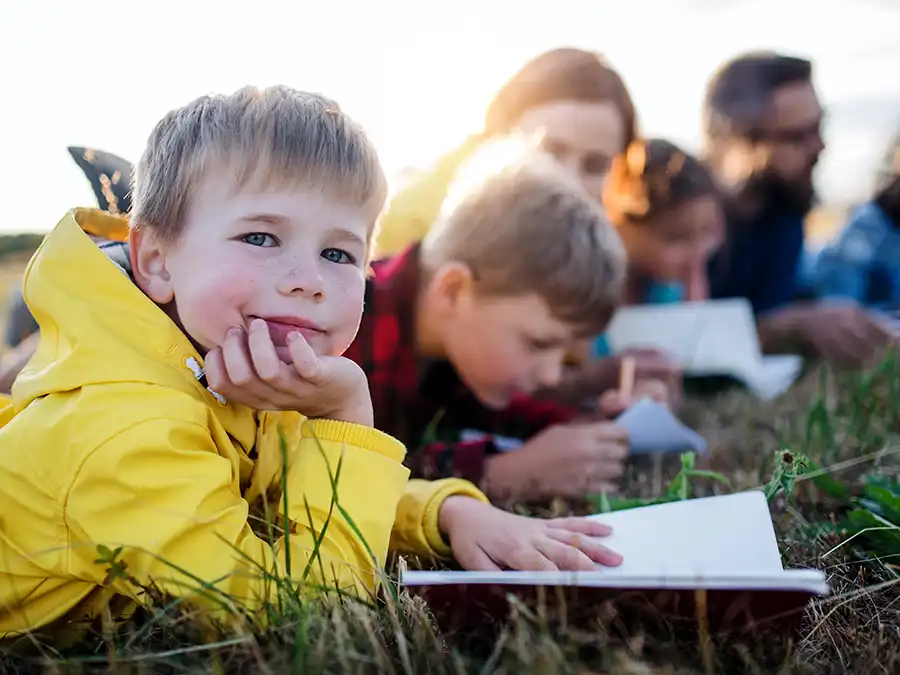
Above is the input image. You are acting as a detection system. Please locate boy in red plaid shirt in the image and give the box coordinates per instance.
[347,140,665,503]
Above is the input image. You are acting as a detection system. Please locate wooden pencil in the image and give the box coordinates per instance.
[619,355,636,400]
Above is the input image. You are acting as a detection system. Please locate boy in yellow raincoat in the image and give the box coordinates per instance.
[0,86,620,646]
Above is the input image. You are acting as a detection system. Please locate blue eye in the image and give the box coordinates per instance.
[322,248,354,264]
[242,233,278,247]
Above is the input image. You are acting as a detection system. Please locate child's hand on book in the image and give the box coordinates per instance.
[438,496,623,571]
[481,423,628,500]
[596,379,670,418]
[205,321,374,426]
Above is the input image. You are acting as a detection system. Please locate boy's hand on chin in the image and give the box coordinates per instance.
[204,319,373,426]
[438,496,622,572]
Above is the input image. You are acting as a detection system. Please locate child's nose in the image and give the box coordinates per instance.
[536,359,564,389]
[276,266,326,299]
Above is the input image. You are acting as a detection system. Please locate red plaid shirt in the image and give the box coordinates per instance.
[344,244,578,484]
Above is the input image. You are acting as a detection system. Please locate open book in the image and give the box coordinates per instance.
[604,299,803,399]
[402,492,828,634]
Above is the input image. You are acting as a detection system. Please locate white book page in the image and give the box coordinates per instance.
[614,398,708,454]
[605,300,804,395]
[583,492,783,577]
[606,300,763,380]
[402,493,808,588]
[743,355,805,400]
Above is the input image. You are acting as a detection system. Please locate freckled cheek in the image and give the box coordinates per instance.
[498,353,534,387]
[470,333,525,386]
[328,270,366,348]
[176,267,263,346]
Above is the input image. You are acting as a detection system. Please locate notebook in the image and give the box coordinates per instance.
[604,299,804,399]
[402,492,827,634]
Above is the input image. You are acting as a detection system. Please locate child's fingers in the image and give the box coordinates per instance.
[546,517,613,537]
[535,537,594,571]
[205,345,270,409]
[500,544,559,572]
[455,544,503,572]
[287,332,320,381]
[545,528,623,568]
[634,379,668,403]
[220,326,257,387]
[597,389,629,416]
[589,422,630,445]
[203,347,231,392]
[247,319,292,384]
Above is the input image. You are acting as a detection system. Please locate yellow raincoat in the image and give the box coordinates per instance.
[0,209,485,642]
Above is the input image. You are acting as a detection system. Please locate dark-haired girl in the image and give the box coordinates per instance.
[593,138,724,357]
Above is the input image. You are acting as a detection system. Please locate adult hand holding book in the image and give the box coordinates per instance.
[760,301,894,365]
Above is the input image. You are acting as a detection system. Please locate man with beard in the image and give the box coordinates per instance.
[703,51,891,364]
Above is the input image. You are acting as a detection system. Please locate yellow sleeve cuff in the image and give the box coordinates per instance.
[392,478,490,560]
[301,418,406,463]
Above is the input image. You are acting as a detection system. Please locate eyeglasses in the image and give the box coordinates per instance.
[747,115,825,146]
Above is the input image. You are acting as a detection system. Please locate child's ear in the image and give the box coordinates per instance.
[129,227,174,304]
[430,262,475,310]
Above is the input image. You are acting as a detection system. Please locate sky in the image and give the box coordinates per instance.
[1,0,898,233]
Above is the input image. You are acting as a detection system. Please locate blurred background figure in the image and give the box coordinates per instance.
[374,48,637,257]
[591,138,724,357]
[804,128,900,314]
[702,51,892,364]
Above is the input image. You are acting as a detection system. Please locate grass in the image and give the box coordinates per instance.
[0,254,898,673]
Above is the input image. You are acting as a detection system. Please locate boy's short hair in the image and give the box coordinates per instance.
[421,138,626,336]
[132,85,387,244]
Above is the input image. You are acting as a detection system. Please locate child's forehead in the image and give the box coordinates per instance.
[191,161,368,217]
[197,157,330,197]
[480,291,565,325]
[487,290,605,340]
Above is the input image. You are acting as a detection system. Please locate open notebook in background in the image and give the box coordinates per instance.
[401,492,828,633]
[604,299,804,399]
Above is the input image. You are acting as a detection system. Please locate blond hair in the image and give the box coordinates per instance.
[132,85,387,243]
[421,138,626,335]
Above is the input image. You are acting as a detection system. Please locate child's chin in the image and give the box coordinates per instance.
[475,388,514,411]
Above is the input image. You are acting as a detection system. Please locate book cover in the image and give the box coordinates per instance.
[401,493,828,635]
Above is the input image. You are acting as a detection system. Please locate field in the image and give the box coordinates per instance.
[0,243,897,674]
